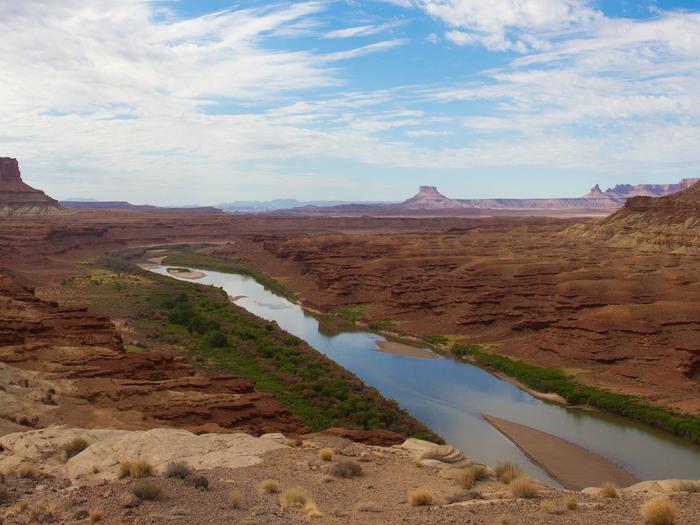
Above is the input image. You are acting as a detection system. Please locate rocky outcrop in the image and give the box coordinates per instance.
[568,180,700,252]
[0,270,305,435]
[0,426,286,481]
[0,158,63,216]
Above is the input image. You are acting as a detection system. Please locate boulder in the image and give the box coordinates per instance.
[400,438,471,468]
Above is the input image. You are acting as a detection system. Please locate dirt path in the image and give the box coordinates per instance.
[483,414,638,490]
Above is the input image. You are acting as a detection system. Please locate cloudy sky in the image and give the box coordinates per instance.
[2,0,699,204]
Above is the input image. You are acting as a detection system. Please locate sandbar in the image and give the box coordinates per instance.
[375,340,438,359]
[167,267,205,280]
[483,414,638,490]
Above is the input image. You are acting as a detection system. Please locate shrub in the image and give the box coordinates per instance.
[460,468,477,489]
[423,335,449,346]
[206,331,229,348]
[130,479,162,501]
[17,464,37,479]
[27,502,56,523]
[408,489,434,507]
[330,460,362,479]
[540,499,562,514]
[565,497,578,510]
[510,477,538,499]
[495,462,522,485]
[602,481,618,498]
[163,461,191,479]
[0,485,8,504]
[281,487,307,508]
[192,476,209,490]
[89,510,104,523]
[62,437,89,460]
[260,479,280,494]
[642,496,677,525]
[673,480,700,493]
[305,501,323,519]
[319,448,335,461]
[460,465,488,488]
[119,460,153,479]
[229,489,242,508]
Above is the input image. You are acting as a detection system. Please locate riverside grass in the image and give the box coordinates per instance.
[453,343,700,444]
[68,250,440,441]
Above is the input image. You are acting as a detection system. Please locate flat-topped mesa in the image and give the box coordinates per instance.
[0,157,63,216]
[402,185,468,209]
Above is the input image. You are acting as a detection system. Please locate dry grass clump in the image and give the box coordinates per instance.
[17,464,37,479]
[408,489,434,507]
[642,496,677,525]
[460,465,489,489]
[304,501,323,519]
[27,501,56,523]
[260,479,280,494]
[229,489,242,508]
[130,479,162,501]
[89,510,104,522]
[540,499,564,514]
[318,448,335,461]
[673,480,700,493]
[163,461,191,479]
[495,462,523,485]
[329,460,362,479]
[119,459,154,479]
[510,477,538,499]
[62,437,89,460]
[601,481,619,498]
[281,487,307,508]
[565,497,578,510]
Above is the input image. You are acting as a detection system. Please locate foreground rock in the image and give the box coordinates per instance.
[0,158,63,217]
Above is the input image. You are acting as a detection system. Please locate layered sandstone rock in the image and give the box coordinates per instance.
[0,270,305,435]
[0,158,63,216]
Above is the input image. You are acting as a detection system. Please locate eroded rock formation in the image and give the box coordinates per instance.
[0,158,63,216]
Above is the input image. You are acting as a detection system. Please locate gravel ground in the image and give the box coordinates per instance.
[1,435,698,524]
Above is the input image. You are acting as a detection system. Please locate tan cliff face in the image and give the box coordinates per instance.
[0,157,63,216]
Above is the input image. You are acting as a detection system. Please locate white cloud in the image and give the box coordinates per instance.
[394,0,601,52]
[322,21,404,39]
[322,39,409,61]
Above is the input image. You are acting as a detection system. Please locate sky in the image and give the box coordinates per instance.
[2,0,700,205]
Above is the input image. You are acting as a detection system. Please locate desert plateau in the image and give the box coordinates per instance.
[3,1,700,523]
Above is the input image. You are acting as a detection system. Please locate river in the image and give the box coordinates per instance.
[151,265,700,486]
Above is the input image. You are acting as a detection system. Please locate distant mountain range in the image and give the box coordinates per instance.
[216,199,386,212]
[58,178,700,215]
[60,201,222,214]
[273,179,700,216]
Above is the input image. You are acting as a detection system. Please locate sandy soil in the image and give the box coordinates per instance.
[375,340,438,359]
[483,415,638,490]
